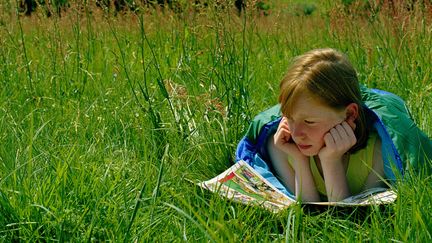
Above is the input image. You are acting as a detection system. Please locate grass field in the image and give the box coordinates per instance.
[1,1,432,241]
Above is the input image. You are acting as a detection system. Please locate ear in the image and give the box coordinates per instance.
[345,103,359,130]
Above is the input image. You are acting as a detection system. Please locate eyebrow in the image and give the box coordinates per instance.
[288,114,321,121]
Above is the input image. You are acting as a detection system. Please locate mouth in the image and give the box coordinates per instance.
[297,144,312,150]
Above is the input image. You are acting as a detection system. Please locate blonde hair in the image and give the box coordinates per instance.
[278,48,369,152]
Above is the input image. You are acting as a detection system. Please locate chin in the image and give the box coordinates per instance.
[300,148,320,157]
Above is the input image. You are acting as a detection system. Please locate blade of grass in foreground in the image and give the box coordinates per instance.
[150,144,169,223]
[163,202,217,242]
[124,182,146,243]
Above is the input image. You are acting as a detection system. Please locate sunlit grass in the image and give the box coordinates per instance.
[0,1,431,241]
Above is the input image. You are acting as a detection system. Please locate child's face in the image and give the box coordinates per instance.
[287,92,347,156]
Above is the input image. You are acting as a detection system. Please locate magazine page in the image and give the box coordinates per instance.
[198,160,397,211]
[306,187,397,206]
[198,160,296,212]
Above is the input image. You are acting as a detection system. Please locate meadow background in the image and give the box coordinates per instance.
[1,0,432,241]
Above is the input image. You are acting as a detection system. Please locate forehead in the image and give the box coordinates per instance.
[288,92,341,118]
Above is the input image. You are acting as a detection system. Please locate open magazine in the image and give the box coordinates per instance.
[198,160,397,213]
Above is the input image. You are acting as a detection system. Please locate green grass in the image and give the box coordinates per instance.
[1,1,432,241]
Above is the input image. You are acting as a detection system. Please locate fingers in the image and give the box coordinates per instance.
[346,118,357,131]
[323,132,335,148]
[278,117,290,130]
[274,117,307,162]
[274,117,292,145]
[324,122,357,151]
[341,122,356,145]
[278,117,291,135]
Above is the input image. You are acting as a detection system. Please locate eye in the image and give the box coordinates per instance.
[304,120,315,125]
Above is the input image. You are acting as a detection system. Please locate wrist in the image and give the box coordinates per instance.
[320,158,345,178]
[291,156,309,171]
[318,153,344,166]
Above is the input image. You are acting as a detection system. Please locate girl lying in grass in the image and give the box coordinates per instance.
[237,48,432,202]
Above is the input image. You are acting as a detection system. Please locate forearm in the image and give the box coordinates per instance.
[293,159,320,202]
[321,159,350,202]
[267,139,295,193]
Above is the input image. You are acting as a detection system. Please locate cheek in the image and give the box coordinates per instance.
[308,126,328,141]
